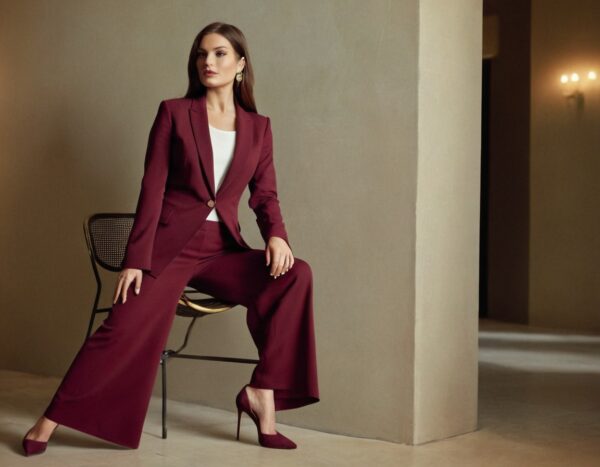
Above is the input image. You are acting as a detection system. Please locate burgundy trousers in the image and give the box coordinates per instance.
[43,220,319,449]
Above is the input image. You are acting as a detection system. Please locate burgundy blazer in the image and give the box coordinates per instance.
[120,94,291,278]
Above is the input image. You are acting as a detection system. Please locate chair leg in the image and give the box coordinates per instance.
[161,352,168,439]
[85,311,96,341]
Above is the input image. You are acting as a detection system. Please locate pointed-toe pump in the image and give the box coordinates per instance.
[235,384,297,449]
[22,431,48,456]
[22,423,57,456]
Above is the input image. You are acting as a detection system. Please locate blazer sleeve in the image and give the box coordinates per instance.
[121,100,172,271]
[248,116,292,251]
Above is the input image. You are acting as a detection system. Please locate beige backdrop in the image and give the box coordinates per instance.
[0,0,482,444]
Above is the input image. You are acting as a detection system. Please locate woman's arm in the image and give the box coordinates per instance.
[248,116,292,251]
[121,100,172,272]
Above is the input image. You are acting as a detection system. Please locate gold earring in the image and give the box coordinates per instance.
[235,71,243,83]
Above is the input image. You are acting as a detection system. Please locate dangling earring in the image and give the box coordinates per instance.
[235,71,243,83]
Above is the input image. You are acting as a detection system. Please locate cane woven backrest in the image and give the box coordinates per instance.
[84,213,134,272]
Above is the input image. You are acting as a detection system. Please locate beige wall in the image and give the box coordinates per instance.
[415,0,481,443]
[0,0,482,445]
[530,0,600,332]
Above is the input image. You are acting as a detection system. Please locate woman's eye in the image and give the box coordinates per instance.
[196,51,225,58]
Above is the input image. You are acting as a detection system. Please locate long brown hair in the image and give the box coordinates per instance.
[184,22,257,113]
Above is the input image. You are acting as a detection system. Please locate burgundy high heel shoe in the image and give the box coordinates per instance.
[21,423,57,457]
[235,384,297,449]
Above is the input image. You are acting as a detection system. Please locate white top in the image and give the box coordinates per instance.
[206,124,236,222]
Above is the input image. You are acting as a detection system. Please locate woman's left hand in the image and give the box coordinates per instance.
[266,236,294,278]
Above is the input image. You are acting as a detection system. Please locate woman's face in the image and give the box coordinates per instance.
[196,33,245,89]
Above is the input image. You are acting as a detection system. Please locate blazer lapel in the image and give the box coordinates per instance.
[189,94,251,199]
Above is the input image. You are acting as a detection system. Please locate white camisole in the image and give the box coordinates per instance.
[205,124,236,222]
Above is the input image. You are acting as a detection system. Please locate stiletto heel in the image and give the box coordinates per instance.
[236,407,242,440]
[234,384,297,449]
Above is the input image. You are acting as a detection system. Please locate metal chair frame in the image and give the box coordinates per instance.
[82,213,258,439]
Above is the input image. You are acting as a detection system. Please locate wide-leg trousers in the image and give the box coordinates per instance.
[43,220,319,449]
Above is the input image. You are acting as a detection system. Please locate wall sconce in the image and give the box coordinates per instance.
[560,70,597,99]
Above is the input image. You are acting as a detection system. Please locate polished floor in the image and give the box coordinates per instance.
[1,318,599,466]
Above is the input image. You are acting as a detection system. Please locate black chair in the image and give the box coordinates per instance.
[82,213,259,439]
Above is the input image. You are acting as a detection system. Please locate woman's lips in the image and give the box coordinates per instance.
[204,71,217,76]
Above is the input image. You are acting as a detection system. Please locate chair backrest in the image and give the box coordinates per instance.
[84,213,134,272]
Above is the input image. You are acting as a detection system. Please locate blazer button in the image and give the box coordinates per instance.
[206,199,215,208]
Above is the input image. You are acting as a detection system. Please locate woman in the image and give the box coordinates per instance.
[22,21,319,455]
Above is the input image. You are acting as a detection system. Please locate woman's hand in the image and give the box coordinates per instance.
[266,236,294,279]
[113,268,143,304]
